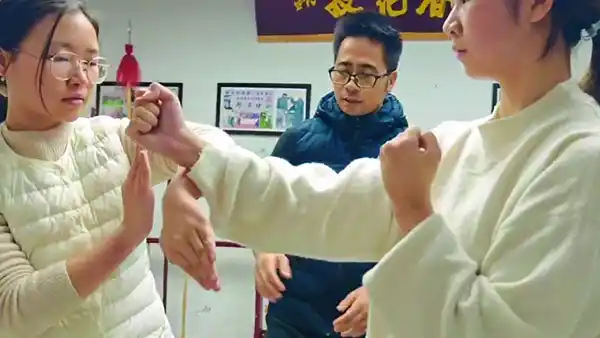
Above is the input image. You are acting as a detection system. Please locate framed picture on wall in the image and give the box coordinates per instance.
[93,81,183,118]
[491,82,501,111]
[216,82,311,136]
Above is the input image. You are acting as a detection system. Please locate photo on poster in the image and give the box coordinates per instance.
[216,82,311,136]
[94,81,183,118]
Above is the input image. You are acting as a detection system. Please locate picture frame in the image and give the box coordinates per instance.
[215,82,311,136]
[491,82,501,111]
[94,81,183,118]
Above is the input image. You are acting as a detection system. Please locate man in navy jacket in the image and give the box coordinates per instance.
[256,12,408,338]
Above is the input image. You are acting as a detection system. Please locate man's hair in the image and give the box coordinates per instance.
[333,11,403,72]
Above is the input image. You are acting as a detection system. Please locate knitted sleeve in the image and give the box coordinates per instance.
[0,214,82,337]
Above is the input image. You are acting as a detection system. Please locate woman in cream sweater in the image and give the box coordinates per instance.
[150,5,600,338]
[0,0,230,337]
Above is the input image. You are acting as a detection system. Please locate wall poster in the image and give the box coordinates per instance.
[94,81,183,118]
[216,82,311,136]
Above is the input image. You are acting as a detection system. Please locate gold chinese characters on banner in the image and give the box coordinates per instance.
[255,0,451,42]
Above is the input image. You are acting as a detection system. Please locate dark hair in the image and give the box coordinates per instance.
[532,0,600,103]
[333,11,403,73]
[0,95,6,123]
[0,0,99,111]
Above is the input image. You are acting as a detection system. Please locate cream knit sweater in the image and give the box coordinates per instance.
[188,81,600,338]
[0,116,231,338]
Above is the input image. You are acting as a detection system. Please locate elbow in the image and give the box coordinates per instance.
[0,285,42,337]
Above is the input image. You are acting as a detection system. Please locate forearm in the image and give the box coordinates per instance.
[0,223,140,337]
[183,143,402,262]
[66,227,141,298]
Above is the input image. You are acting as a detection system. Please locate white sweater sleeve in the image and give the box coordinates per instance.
[0,214,83,337]
[187,145,402,262]
[363,136,600,338]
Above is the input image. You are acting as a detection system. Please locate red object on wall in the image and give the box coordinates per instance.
[116,43,141,87]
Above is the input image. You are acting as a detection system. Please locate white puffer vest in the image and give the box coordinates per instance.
[0,118,172,338]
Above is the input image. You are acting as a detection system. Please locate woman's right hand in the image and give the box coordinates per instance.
[120,146,154,245]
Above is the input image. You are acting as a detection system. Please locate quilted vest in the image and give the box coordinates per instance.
[0,118,172,338]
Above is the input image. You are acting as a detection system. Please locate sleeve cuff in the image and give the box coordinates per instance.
[187,145,230,197]
[363,213,478,333]
[43,261,83,303]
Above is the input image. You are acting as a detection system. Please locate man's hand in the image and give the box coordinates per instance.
[333,286,369,337]
[162,170,220,291]
[254,253,291,302]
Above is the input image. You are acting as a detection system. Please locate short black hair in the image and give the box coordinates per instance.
[333,11,403,73]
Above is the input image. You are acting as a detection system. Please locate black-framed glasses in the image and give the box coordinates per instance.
[328,67,390,88]
[16,49,110,84]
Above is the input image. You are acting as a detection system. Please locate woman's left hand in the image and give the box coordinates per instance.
[380,127,441,233]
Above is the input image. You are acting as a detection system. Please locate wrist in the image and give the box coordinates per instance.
[166,174,202,199]
[176,128,203,168]
[393,202,433,232]
[114,226,145,251]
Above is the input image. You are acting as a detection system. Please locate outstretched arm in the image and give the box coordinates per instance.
[187,143,402,262]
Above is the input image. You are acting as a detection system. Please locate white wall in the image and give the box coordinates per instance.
[86,0,594,336]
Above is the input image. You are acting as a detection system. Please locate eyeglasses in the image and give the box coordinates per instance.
[328,67,391,88]
[17,50,109,84]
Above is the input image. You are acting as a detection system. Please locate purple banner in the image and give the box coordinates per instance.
[255,0,450,41]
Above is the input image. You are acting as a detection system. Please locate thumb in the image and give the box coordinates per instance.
[405,126,422,137]
[337,289,357,312]
[134,88,148,98]
[276,256,292,279]
[125,145,142,183]
[420,131,441,159]
[137,148,151,187]
[148,82,177,103]
[134,86,159,104]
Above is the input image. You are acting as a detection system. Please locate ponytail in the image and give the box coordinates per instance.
[580,34,600,104]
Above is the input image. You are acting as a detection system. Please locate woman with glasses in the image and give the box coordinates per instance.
[0,1,230,337]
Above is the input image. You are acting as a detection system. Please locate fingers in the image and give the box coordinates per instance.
[333,303,366,336]
[340,320,367,337]
[420,131,441,160]
[264,258,286,292]
[334,289,367,335]
[336,289,356,312]
[134,149,151,190]
[130,103,160,133]
[256,258,286,301]
[125,146,141,183]
[134,88,147,98]
[404,126,422,137]
[382,126,434,156]
[192,260,220,291]
[195,225,217,263]
[163,238,221,292]
[149,82,177,102]
[276,255,292,279]
[134,82,176,105]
